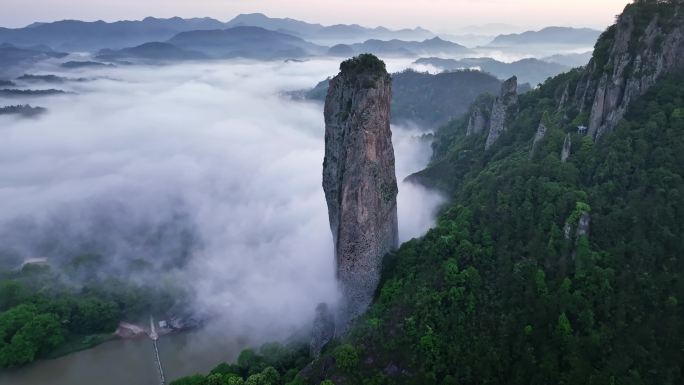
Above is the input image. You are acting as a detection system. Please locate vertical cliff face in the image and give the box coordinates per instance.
[561,133,572,163]
[576,1,684,140]
[466,106,489,136]
[485,76,518,150]
[465,94,495,137]
[322,54,399,330]
[529,121,548,159]
[310,303,335,358]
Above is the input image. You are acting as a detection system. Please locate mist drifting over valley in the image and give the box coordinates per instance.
[0,58,443,344]
[4,1,681,384]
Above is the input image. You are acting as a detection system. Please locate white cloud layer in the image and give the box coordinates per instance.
[0,57,444,341]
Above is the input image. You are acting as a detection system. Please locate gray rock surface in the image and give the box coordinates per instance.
[574,4,684,140]
[310,303,335,358]
[466,106,488,136]
[529,121,547,159]
[323,55,399,331]
[561,133,572,163]
[558,83,570,111]
[576,212,591,239]
[485,76,518,150]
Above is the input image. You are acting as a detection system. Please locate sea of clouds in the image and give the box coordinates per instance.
[0,57,444,341]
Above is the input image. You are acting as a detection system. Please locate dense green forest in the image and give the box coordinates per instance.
[298,67,503,129]
[171,2,684,384]
[1,1,680,382]
[307,70,683,385]
[0,260,181,367]
[181,70,683,385]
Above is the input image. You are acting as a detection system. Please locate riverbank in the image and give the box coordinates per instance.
[44,333,116,360]
[0,324,247,385]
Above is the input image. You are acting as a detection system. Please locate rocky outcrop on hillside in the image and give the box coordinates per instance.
[467,108,488,136]
[322,54,399,332]
[310,303,335,358]
[576,212,590,239]
[529,120,548,159]
[466,95,495,136]
[561,133,572,162]
[574,1,684,140]
[485,76,518,150]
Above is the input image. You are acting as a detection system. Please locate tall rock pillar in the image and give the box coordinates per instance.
[322,54,399,331]
[485,76,518,150]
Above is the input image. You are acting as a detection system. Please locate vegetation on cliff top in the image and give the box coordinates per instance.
[299,68,502,128]
[339,54,387,76]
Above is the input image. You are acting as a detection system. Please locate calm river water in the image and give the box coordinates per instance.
[0,327,246,385]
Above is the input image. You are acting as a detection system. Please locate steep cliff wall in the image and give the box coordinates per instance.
[576,1,684,140]
[322,54,399,330]
[485,76,518,150]
[529,121,548,159]
[466,105,489,136]
[561,133,572,162]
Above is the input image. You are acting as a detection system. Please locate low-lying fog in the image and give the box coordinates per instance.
[0,58,444,343]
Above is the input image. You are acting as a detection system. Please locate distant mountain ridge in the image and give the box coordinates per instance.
[225,13,435,43]
[489,26,601,46]
[0,14,436,52]
[93,27,463,62]
[167,26,326,59]
[330,37,471,57]
[0,43,67,76]
[295,68,503,128]
[0,17,227,51]
[542,51,593,67]
[97,42,208,61]
[414,56,569,86]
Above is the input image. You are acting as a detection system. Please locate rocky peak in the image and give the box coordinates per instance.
[485,76,518,150]
[466,94,495,136]
[575,0,684,140]
[322,54,399,332]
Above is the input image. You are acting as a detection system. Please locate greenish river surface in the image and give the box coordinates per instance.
[0,328,245,385]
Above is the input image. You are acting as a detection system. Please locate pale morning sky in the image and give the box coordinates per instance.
[0,0,631,33]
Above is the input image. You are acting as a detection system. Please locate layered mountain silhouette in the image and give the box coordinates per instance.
[415,57,570,86]
[96,42,208,61]
[167,26,326,59]
[488,26,601,46]
[296,68,503,128]
[224,13,434,43]
[0,14,436,52]
[0,43,67,76]
[329,37,471,57]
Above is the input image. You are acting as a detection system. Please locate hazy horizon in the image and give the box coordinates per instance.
[0,0,631,34]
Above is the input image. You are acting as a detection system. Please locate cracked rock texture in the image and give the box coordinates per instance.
[322,55,399,331]
[310,303,335,358]
[574,4,684,140]
[561,133,572,163]
[485,76,518,150]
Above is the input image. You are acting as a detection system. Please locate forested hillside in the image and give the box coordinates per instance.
[298,69,504,129]
[0,262,182,367]
[170,1,683,384]
[301,70,683,385]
